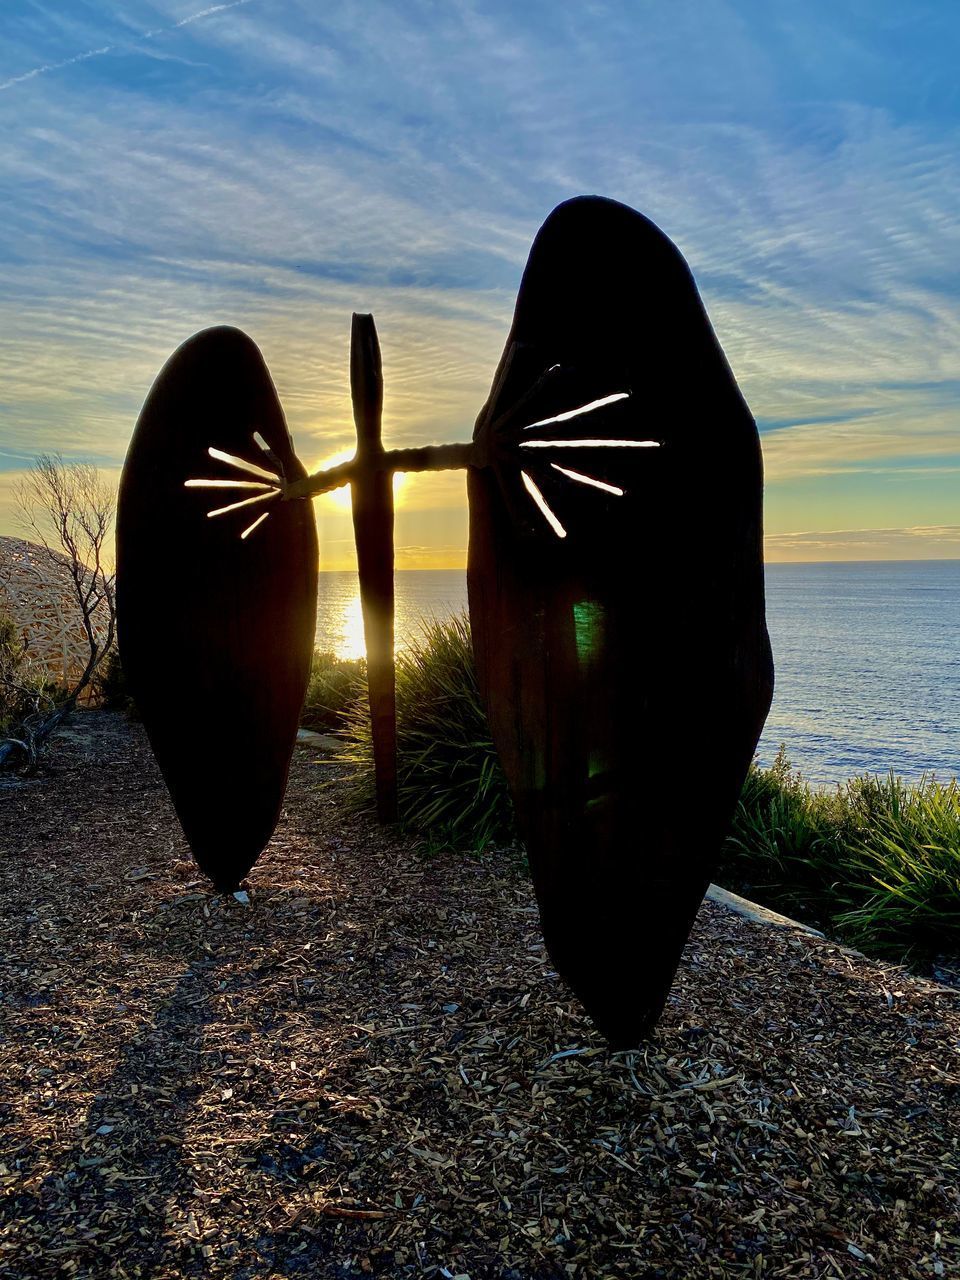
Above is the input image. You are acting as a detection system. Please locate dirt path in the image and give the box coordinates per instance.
[1,712,958,1279]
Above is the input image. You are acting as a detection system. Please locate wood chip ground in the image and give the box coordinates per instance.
[1,712,958,1279]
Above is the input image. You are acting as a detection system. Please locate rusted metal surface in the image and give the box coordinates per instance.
[467,196,774,1045]
[117,326,317,890]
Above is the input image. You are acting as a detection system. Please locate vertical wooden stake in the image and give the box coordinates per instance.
[350,312,398,822]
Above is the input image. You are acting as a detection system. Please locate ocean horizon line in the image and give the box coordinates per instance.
[317,557,960,573]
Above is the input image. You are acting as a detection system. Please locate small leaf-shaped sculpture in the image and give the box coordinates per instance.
[467,196,774,1045]
[117,327,318,889]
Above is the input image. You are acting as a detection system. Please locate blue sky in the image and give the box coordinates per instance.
[1,0,957,565]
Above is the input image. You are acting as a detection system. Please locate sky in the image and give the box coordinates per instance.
[1,0,958,568]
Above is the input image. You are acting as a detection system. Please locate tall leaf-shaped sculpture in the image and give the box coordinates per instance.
[467,197,774,1044]
[117,327,318,890]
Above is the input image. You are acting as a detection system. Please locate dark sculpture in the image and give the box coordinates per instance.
[467,197,773,1043]
[117,327,318,890]
[118,196,772,1043]
[349,314,398,822]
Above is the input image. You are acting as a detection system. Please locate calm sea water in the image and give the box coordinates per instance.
[316,562,960,787]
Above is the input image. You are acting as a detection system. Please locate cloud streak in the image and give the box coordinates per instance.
[0,2,957,561]
[0,1,253,92]
[766,524,960,561]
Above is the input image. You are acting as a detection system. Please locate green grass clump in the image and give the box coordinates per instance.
[339,614,514,851]
[718,749,960,964]
[718,746,855,931]
[836,773,960,960]
[332,612,959,967]
[301,650,366,734]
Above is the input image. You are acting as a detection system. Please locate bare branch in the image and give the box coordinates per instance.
[5,454,117,769]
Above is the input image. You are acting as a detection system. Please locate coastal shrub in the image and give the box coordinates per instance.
[301,650,365,734]
[334,612,959,966]
[720,747,855,931]
[0,614,32,737]
[339,614,514,850]
[93,646,135,712]
[836,774,960,961]
[0,613,68,754]
[718,754,960,964]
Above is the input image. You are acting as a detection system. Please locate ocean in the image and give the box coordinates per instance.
[316,561,960,788]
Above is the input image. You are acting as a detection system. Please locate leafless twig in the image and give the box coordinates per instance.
[0,456,116,769]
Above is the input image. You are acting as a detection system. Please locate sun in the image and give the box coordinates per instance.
[309,447,356,511]
[308,446,410,512]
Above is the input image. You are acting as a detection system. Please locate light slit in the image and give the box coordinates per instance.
[240,511,270,539]
[253,431,285,475]
[208,446,280,483]
[521,471,567,539]
[522,392,629,430]
[207,490,280,518]
[520,438,660,449]
[184,479,275,491]
[550,464,624,496]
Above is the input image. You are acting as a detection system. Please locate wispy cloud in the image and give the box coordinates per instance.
[0,2,957,561]
[760,395,960,481]
[766,524,960,561]
[0,1,253,92]
[0,44,116,94]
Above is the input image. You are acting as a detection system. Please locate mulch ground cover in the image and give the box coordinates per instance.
[1,711,958,1280]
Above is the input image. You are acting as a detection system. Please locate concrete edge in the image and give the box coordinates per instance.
[706,883,825,938]
[296,729,346,751]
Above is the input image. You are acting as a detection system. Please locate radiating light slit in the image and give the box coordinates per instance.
[207,490,280,518]
[208,447,280,483]
[519,439,660,449]
[550,464,624,496]
[522,392,629,430]
[184,479,275,490]
[253,431,273,456]
[521,471,567,539]
[240,511,270,539]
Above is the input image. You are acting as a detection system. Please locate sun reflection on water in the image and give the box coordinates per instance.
[327,591,368,661]
[315,571,470,662]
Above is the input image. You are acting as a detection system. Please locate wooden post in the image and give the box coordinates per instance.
[350,313,398,822]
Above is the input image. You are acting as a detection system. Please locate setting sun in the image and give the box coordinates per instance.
[307,446,410,515]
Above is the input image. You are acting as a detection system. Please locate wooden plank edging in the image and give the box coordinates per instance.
[705,884,826,938]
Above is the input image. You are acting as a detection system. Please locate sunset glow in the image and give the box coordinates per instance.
[0,4,956,564]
